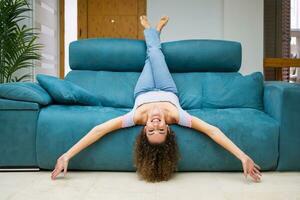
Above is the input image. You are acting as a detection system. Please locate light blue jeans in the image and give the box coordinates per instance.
[133,28,178,99]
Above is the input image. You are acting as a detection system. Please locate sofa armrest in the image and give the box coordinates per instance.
[0,98,40,110]
[0,82,52,106]
[0,98,40,167]
[263,81,300,170]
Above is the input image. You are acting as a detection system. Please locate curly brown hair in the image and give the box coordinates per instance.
[134,126,180,182]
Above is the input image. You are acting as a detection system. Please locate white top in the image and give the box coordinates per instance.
[121,90,192,128]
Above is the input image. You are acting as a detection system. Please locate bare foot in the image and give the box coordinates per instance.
[156,16,169,32]
[140,15,151,29]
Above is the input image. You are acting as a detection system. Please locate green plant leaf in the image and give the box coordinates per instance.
[0,0,42,83]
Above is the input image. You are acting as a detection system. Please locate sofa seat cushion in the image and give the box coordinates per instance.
[36,105,137,170]
[176,108,279,171]
[36,106,279,171]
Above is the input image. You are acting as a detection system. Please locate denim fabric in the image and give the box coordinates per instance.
[133,28,178,99]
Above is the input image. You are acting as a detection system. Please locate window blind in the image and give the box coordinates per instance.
[33,0,59,79]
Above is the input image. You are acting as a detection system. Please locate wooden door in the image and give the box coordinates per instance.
[78,0,146,40]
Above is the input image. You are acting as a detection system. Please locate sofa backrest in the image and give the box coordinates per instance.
[69,38,242,72]
[65,38,263,110]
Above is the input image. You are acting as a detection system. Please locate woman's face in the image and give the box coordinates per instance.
[144,105,169,144]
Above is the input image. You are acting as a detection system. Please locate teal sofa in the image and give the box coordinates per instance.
[1,38,300,172]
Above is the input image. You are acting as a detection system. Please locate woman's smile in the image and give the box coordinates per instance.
[151,118,160,122]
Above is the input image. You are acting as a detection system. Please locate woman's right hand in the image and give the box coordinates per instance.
[51,153,70,180]
[241,155,262,182]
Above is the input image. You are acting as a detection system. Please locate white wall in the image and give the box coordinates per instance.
[64,0,263,76]
[223,0,263,75]
[148,0,264,75]
[64,0,77,75]
[147,0,224,41]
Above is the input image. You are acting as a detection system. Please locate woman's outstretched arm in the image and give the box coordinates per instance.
[190,115,262,182]
[64,116,123,159]
[51,116,123,180]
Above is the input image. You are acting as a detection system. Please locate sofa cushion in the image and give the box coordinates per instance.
[0,82,52,105]
[36,106,279,171]
[69,38,242,72]
[173,73,203,109]
[180,107,279,171]
[65,71,137,108]
[65,70,204,109]
[65,71,263,110]
[36,105,135,170]
[36,74,101,106]
[202,72,264,110]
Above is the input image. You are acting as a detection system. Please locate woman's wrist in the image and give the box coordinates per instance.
[239,153,249,162]
[64,151,72,160]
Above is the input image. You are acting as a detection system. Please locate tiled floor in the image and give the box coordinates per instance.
[0,171,299,200]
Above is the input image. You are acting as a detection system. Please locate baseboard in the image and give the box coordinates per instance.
[0,167,40,172]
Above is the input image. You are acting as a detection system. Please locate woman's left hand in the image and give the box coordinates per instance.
[241,155,262,182]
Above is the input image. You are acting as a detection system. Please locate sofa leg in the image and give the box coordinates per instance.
[0,167,40,172]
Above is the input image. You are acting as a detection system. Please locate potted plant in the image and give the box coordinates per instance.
[0,0,43,83]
